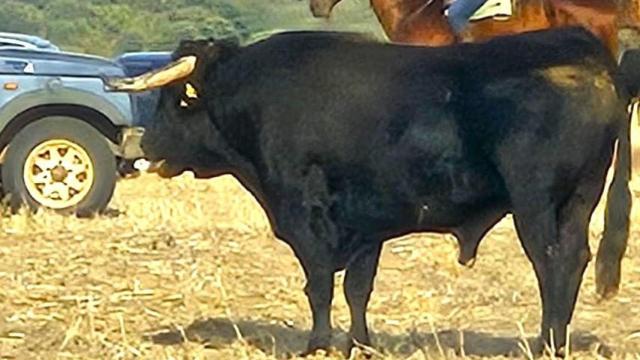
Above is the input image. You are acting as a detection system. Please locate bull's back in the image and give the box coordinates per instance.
[207,28,621,234]
[220,33,459,161]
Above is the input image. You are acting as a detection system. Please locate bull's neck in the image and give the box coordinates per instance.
[369,0,423,35]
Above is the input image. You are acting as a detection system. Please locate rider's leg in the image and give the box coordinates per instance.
[447,0,489,34]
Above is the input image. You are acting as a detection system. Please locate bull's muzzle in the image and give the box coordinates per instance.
[133,159,184,178]
[104,55,197,92]
[133,158,154,172]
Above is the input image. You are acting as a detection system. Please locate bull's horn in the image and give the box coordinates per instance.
[104,55,197,92]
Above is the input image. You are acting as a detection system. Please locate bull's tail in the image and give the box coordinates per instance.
[595,104,633,299]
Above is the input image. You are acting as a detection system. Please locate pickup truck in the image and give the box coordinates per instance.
[0,46,154,215]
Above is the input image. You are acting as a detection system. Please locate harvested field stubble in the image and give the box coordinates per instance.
[0,173,639,359]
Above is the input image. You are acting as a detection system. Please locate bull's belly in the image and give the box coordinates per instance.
[413,165,506,229]
[330,162,507,238]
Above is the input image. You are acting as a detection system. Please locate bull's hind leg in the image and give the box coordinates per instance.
[510,200,564,352]
[512,174,605,355]
[551,177,608,350]
[344,243,382,351]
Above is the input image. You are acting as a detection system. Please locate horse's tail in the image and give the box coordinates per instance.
[618,49,640,98]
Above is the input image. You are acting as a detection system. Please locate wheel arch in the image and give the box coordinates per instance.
[0,104,121,161]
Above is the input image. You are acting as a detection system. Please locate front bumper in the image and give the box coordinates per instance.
[116,126,145,159]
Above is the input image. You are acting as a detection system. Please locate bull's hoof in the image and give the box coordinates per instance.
[528,337,545,357]
[346,338,376,359]
[457,255,477,268]
[301,335,332,357]
[528,337,567,358]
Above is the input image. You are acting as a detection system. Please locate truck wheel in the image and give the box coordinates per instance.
[2,116,116,215]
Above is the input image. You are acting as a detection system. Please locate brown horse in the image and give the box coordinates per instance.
[309,0,640,55]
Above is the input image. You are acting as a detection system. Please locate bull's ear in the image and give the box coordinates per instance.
[104,56,197,92]
[179,82,200,108]
[185,83,199,99]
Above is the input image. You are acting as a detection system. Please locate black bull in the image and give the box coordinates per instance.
[105,27,632,355]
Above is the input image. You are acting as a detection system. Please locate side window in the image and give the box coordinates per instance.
[0,41,25,48]
[0,60,13,72]
[0,59,32,73]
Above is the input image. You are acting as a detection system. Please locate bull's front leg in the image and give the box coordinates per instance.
[282,216,337,355]
[274,200,338,354]
[274,165,343,355]
[301,260,335,354]
[344,242,382,352]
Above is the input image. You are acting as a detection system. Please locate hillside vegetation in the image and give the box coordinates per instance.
[0,0,383,56]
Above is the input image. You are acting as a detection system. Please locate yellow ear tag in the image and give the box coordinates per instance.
[185,83,198,99]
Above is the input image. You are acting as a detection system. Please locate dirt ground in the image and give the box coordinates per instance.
[0,173,639,360]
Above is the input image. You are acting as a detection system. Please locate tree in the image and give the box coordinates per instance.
[0,0,379,56]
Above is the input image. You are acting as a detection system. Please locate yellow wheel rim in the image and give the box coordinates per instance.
[23,139,95,209]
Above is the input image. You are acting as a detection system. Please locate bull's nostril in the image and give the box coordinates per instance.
[133,159,151,172]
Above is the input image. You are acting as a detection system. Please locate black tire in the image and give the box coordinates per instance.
[2,116,117,215]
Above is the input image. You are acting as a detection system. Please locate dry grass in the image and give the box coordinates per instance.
[0,173,639,360]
